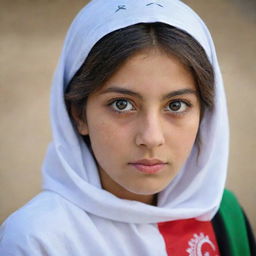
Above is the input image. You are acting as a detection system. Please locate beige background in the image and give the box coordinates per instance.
[0,0,255,233]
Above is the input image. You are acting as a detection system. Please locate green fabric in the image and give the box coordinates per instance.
[219,189,250,255]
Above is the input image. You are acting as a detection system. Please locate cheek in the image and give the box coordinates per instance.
[87,117,128,164]
[89,120,113,147]
[169,117,199,160]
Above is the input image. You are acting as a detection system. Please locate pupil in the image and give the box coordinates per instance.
[116,100,127,110]
[170,101,181,111]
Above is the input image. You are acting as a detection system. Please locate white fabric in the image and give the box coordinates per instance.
[0,0,229,255]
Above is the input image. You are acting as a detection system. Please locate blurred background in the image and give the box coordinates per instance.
[0,0,255,233]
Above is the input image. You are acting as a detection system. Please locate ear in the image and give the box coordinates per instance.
[70,105,89,135]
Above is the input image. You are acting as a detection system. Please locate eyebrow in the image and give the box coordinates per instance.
[100,86,197,100]
[162,88,197,100]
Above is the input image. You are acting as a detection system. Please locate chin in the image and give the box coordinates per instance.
[126,184,167,196]
[127,174,176,196]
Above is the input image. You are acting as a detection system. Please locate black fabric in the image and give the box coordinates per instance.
[212,211,232,255]
[243,210,256,255]
[212,210,256,256]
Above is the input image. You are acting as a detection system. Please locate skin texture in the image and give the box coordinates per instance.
[76,48,200,205]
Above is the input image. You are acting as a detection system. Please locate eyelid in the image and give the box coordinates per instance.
[107,97,135,106]
[107,97,136,113]
[164,99,192,113]
[167,98,192,106]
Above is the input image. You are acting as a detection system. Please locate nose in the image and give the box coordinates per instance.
[135,113,165,149]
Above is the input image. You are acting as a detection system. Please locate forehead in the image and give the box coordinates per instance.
[98,48,196,96]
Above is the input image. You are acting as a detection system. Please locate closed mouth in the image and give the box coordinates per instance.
[128,159,168,174]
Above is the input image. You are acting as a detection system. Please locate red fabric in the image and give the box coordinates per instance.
[158,219,220,256]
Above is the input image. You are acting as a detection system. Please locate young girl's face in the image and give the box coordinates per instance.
[77,49,200,204]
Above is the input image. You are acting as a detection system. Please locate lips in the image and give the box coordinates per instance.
[128,159,167,174]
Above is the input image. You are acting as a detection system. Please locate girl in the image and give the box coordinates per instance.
[0,0,255,255]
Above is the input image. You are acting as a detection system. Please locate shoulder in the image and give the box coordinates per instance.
[0,192,85,255]
[1,192,71,232]
[213,189,256,256]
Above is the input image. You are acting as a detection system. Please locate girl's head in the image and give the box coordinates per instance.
[64,23,215,203]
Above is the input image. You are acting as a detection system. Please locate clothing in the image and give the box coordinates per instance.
[212,210,256,255]
[0,190,254,255]
[0,0,249,255]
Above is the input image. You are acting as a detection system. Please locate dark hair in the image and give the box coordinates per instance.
[65,22,214,123]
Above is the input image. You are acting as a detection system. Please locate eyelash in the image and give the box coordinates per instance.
[164,99,192,115]
[107,97,192,115]
[107,98,136,113]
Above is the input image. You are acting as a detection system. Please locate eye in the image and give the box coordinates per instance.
[110,99,134,112]
[165,100,190,113]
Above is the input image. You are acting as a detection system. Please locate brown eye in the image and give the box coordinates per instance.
[169,101,182,111]
[110,99,134,112]
[166,100,188,113]
[115,99,128,110]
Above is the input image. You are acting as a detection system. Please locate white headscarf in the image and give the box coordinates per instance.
[42,0,229,224]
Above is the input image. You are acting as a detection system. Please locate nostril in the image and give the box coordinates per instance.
[135,130,165,148]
